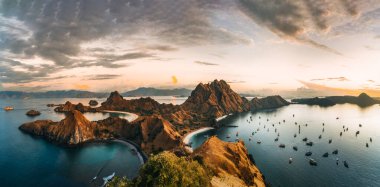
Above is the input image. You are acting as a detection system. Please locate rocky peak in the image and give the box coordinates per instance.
[182,80,250,118]
[192,136,265,187]
[357,93,376,107]
[106,91,124,104]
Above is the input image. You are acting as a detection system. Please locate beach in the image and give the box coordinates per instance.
[183,127,215,152]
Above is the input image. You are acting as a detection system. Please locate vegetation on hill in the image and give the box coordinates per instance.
[107,151,211,187]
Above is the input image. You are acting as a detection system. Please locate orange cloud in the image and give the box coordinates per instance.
[171,76,178,84]
[299,81,380,97]
[73,84,90,90]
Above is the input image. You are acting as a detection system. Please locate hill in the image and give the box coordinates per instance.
[122,87,192,97]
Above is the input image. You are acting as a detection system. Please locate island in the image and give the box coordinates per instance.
[292,93,380,107]
[20,80,289,186]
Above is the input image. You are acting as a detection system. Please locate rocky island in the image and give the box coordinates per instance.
[26,110,41,117]
[20,80,290,186]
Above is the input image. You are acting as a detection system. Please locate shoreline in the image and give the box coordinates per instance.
[182,127,215,153]
[112,139,146,165]
[101,110,139,122]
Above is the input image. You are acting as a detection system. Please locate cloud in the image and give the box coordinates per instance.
[236,0,373,55]
[73,84,90,90]
[85,74,121,80]
[194,61,219,66]
[299,80,380,97]
[226,80,246,84]
[311,76,350,81]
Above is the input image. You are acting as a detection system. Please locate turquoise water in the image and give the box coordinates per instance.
[0,98,144,187]
[190,104,380,186]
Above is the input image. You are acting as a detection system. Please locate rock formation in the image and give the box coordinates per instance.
[54,101,99,113]
[20,110,180,153]
[182,80,250,119]
[89,100,98,106]
[26,110,41,116]
[192,136,265,187]
[20,110,96,145]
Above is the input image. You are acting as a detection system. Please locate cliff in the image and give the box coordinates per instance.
[54,101,99,113]
[20,110,96,145]
[182,80,250,119]
[192,136,265,187]
[20,111,181,154]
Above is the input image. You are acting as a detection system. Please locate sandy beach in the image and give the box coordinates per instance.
[183,127,215,152]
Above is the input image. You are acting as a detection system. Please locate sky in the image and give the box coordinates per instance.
[1,0,380,97]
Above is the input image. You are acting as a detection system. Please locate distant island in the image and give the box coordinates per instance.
[122,87,192,97]
[292,93,380,107]
[0,88,192,99]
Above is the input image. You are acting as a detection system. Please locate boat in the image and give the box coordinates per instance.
[289,157,293,164]
[336,158,339,165]
[340,132,342,136]
[336,117,339,120]
[370,138,372,142]
[274,138,279,142]
[305,152,312,156]
[306,142,313,146]
[102,172,116,187]
[3,106,14,111]
[366,143,369,148]
[318,135,322,139]
[279,144,285,148]
[302,138,308,142]
[356,131,360,136]
[235,138,239,141]
[322,152,329,157]
[226,134,231,138]
[309,158,317,166]
[329,139,332,144]
[332,149,338,155]
[344,161,349,168]
[359,124,362,127]
[294,134,297,138]
[293,146,298,151]
[257,141,261,144]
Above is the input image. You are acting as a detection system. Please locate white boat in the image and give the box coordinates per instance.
[102,172,115,187]
[3,106,14,111]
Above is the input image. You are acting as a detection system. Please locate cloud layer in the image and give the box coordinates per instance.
[0,0,379,89]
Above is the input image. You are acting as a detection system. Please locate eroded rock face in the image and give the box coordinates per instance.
[20,111,181,153]
[182,80,250,119]
[192,136,265,187]
[54,101,99,113]
[20,110,96,145]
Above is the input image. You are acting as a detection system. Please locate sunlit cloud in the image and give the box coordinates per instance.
[300,81,380,97]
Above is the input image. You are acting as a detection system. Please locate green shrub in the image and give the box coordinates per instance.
[108,151,211,187]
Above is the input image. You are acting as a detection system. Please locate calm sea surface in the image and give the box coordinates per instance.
[2,97,379,187]
[190,104,380,187]
[0,97,186,187]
